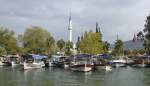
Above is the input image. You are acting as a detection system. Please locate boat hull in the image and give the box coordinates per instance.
[70,64,92,72]
[112,62,127,67]
[94,64,112,71]
[0,61,11,66]
[24,62,45,70]
[131,63,146,68]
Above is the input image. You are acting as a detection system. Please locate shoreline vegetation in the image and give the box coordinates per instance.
[0,14,150,57]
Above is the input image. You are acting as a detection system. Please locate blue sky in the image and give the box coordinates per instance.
[0,0,150,43]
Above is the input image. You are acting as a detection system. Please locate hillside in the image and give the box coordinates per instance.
[110,40,144,50]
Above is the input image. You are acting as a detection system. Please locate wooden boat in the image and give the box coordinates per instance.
[93,63,112,71]
[70,62,92,72]
[92,54,112,71]
[69,54,93,72]
[23,54,47,69]
[130,56,147,68]
[0,61,11,66]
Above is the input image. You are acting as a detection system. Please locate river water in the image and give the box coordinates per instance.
[0,66,150,86]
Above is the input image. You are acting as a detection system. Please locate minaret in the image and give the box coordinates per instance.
[68,14,72,42]
[133,33,137,42]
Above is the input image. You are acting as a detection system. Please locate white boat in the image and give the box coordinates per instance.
[23,54,47,70]
[111,57,127,67]
[11,61,19,66]
[24,62,45,70]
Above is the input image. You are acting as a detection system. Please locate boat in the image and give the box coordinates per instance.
[70,54,93,72]
[70,62,92,72]
[23,54,47,69]
[130,56,148,68]
[8,55,22,67]
[0,56,11,66]
[92,54,112,71]
[49,54,64,67]
[111,56,127,67]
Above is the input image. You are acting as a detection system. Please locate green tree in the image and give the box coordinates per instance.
[0,27,19,54]
[137,31,144,40]
[65,41,73,56]
[57,39,65,51]
[77,23,104,54]
[0,46,6,55]
[144,15,150,54]
[76,36,80,52]
[103,41,110,53]
[78,31,104,54]
[112,39,124,56]
[20,26,55,54]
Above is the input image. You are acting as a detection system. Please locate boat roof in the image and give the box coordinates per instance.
[92,54,111,58]
[29,54,48,59]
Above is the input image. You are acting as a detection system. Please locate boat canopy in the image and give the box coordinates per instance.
[69,54,92,61]
[92,54,111,59]
[30,54,48,59]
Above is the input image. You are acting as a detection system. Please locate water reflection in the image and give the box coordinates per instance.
[1,67,150,86]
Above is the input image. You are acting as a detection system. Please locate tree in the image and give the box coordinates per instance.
[112,39,124,56]
[103,41,110,53]
[76,36,80,52]
[137,31,144,40]
[57,39,65,51]
[65,41,73,56]
[96,22,99,33]
[0,27,19,54]
[144,15,150,54]
[46,37,55,54]
[20,26,55,54]
[0,46,6,55]
[78,31,104,54]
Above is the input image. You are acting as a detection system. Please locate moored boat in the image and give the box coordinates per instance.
[70,62,92,72]
[70,54,93,72]
[111,56,127,68]
[92,54,112,71]
[130,56,149,68]
[23,54,47,69]
[0,56,11,66]
[9,55,23,67]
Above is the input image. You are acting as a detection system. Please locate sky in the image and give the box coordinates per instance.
[0,0,150,43]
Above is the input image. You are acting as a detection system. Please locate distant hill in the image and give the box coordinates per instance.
[110,40,144,50]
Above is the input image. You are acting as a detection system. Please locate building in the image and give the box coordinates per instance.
[68,14,72,42]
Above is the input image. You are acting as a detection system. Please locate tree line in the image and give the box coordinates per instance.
[0,14,150,56]
[0,26,72,55]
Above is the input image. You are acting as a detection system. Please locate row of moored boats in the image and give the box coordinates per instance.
[1,54,150,72]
